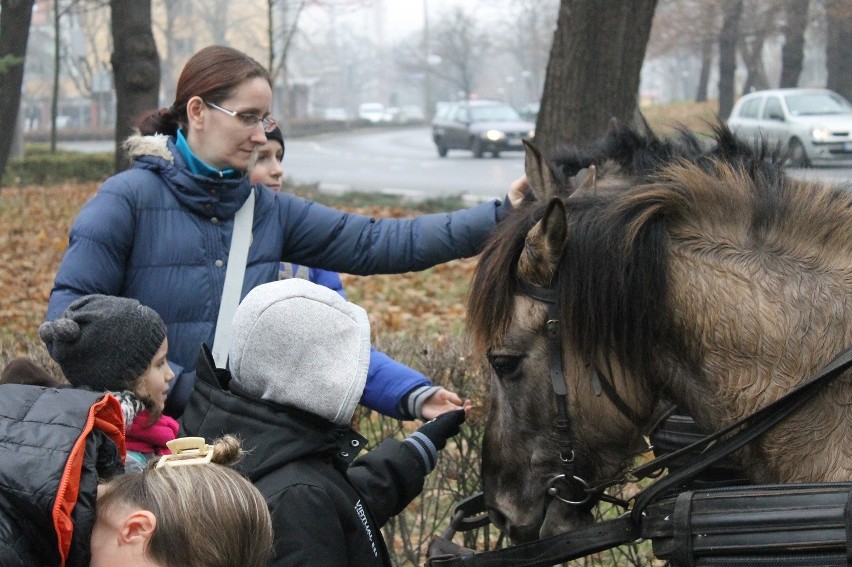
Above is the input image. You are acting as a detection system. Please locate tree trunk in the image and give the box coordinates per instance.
[740,32,768,94]
[695,36,714,103]
[826,0,852,101]
[718,0,742,120]
[110,0,160,172]
[779,0,809,88]
[0,0,35,187]
[535,0,658,156]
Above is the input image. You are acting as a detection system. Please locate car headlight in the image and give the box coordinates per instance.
[484,130,505,141]
[811,127,832,141]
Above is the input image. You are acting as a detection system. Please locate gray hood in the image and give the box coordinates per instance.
[229,279,370,425]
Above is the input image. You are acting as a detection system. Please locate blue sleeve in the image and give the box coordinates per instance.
[276,193,509,275]
[360,349,430,419]
[307,268,347,299]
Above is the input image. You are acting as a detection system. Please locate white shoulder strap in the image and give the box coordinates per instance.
[211,189,255,368]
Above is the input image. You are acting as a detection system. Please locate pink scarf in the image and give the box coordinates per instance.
[126,410,179,455]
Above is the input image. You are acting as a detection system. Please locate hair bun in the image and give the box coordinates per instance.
[209,435,244,467]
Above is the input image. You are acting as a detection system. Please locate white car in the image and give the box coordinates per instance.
[357,103,385,124]
[726,88,852,167]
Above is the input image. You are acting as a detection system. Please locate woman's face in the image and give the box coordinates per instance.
[135,339,174,413]
[186,76,272,172]
[249,139,285,189]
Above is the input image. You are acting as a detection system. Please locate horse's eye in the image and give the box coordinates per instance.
[487,354,523,377]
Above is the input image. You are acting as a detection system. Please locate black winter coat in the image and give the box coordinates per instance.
[0,385,125,567]
[180,347,428,566]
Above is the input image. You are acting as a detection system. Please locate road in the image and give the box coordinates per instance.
[60,126,850,201]
[283,126,852,194]
[283,126,525,202]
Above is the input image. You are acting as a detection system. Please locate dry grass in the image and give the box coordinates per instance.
[643,99,719,135]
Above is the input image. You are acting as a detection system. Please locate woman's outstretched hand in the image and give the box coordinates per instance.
[508,174,530,208]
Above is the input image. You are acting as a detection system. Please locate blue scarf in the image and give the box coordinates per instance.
[175,129,240,179]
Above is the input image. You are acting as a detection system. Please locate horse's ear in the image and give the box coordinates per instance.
[523,139,558,202]
[569,164,597,199]
[517,198,568,288]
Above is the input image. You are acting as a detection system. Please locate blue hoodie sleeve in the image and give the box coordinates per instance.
[361,349,430,418]
[307,267,347,299]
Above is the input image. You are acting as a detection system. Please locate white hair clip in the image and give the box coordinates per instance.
[156,437,214,468]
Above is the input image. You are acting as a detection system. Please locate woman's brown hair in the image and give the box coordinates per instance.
[136,45,271,136]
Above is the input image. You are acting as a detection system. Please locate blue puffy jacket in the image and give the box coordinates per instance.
[47,134,511,417]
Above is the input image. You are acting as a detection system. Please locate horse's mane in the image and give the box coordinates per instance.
[468,123,852,383]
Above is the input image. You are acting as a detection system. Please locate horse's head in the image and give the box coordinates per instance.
[471,119,852,540]
[469,132,664,541]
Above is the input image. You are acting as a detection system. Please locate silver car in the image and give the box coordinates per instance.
[726,88,852,167]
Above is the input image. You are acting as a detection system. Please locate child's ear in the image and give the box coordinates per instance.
[118,510,158,545]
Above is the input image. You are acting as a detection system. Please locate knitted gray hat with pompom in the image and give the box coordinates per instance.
[38,295,166,392]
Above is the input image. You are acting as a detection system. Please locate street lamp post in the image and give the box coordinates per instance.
[423,0,432,120]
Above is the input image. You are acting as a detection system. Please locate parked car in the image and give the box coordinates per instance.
[381,106,401,123]
[431,100,535,158]
[726,88,852,167]
[322,107,349,122]
[357,102,385,124]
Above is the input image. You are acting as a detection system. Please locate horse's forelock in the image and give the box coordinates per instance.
[468,202,549,355]
[557,192,673,382]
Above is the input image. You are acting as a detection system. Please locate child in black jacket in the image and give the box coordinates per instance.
[180,278,469,566]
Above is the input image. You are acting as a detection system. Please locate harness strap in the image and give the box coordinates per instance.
[589,363,643,425]
[519,281,640,426]
[545,303,573,464]
[631,344,852,520]
[671,491,694,567]
[427,515,640,567]
[845,486,852,562]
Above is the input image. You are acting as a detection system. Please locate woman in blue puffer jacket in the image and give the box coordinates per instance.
[46,45,527,419]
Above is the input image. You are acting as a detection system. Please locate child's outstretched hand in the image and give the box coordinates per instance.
[420,387,468,420]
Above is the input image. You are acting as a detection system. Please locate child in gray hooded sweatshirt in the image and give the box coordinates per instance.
[180,278,469,566]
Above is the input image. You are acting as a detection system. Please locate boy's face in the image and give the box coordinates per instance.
[249,139,285,190]
[136,339,175,413]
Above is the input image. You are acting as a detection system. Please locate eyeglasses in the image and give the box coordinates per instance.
[203,100,277,133]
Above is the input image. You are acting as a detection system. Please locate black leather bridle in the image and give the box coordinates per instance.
[517,280,641,509]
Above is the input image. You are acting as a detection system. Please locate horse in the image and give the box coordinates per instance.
[466,121,852,543]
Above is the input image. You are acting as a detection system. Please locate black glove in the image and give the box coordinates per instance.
[404,409,466,474]
[417,409,466,451]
